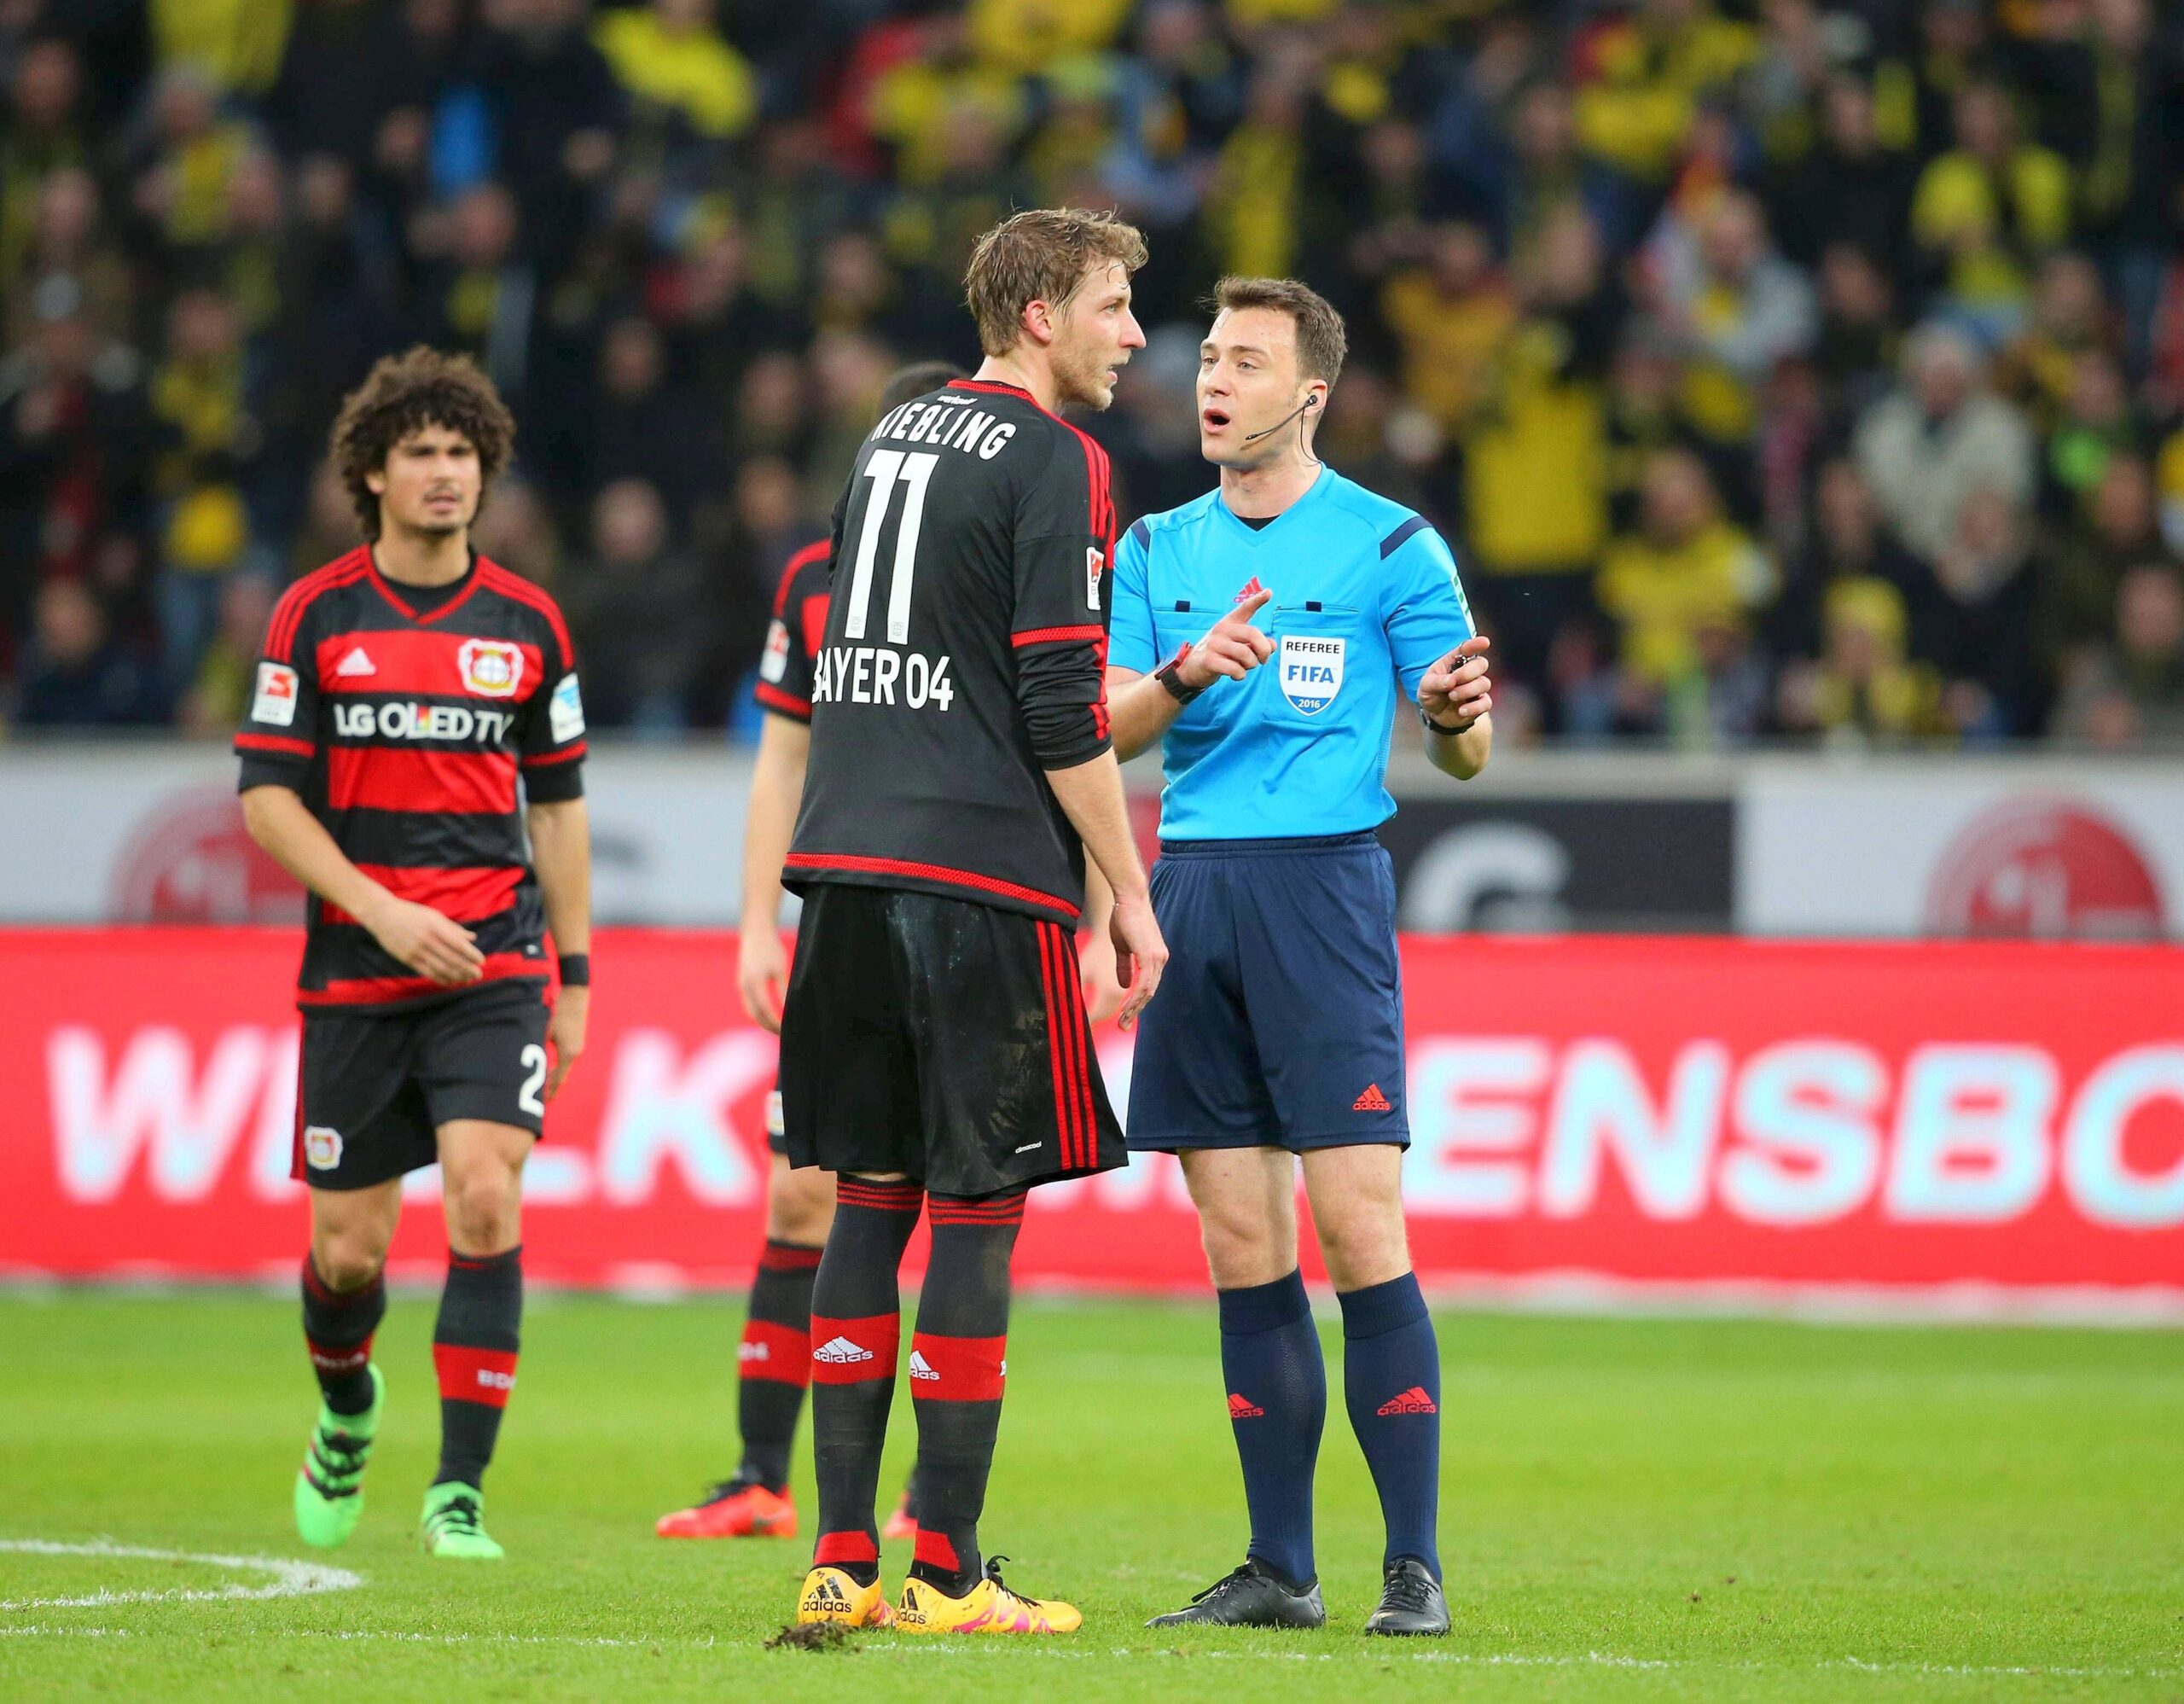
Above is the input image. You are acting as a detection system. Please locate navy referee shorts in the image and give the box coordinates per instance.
[1125,830,1409,1154]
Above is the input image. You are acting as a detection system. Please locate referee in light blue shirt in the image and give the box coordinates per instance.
[1101,277,1492,1638]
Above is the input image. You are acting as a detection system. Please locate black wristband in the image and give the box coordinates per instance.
[556,952,590,988]
[1154,643,1205,705]
[1418,706,1471,736]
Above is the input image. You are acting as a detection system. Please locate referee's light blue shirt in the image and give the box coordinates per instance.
[1109,466,1477,841]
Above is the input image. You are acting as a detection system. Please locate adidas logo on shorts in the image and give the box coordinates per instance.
[814,1335,874,1364]
[909,1351,938,1381]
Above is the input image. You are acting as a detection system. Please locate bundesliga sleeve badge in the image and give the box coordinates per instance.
[253,661,299,725]
[549,673,585,743]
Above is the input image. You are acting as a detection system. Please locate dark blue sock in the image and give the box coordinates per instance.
[1217,1269,1324,1589]
[1339,1271,1441,1580]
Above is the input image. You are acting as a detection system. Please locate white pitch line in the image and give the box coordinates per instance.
[1,1608,2174,1683]
[0,1538,362,1610]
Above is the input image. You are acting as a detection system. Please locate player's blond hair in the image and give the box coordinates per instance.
[963,208,1148,358]
[1209,276,1348,387]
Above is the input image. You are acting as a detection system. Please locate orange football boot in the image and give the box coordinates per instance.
[797,1566,894,1628]
[655,1480,797,1538]
[893,1557,1082,1635]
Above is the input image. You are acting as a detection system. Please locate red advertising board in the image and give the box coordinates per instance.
[3,929,2181,1306]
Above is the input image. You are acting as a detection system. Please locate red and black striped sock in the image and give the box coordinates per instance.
[907,1189,1025,1596]
[300,1254,384,1416]
[810,1178,923,1587]
[433,1245,521,1491]
[735,1239,821,1493]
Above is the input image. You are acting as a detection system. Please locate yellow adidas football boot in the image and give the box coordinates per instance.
[894,1557,1081,1635]
[795,1566,894,1628]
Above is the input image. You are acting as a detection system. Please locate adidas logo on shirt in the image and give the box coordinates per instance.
[1377,1386,1438,1416]
[813,1335,874,1364]
[909,1351,938,1381]
[334,646,377,678]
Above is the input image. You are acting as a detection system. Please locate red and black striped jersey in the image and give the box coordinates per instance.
[752,536,829,723]
[234,546,586,1010]
[785,378,1113,928]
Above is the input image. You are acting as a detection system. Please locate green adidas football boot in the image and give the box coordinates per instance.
[421,1481,505,1560]
[293,1364,384,1550]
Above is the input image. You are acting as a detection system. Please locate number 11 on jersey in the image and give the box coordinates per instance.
[843,450,938,644]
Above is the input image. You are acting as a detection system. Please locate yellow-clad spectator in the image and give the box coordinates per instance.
[867,20,1025,189]
[1998,252,2111,434]
[967,0,1132,74]
[1911,80,2071,331]
[1380,222,1516,432]
[594,0,757,142]
[1205,59,1308,280]
[1598,447,1775,687]
[151,0,292,96]
[136,67,256,253]
[1464,206,1612,581]
[1574,0,1757,183]
[1652,188,1816,445]
[1226,0,1342,29]
[1780,575,1944,743]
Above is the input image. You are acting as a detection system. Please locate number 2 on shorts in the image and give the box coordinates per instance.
[518,1043,548,1116]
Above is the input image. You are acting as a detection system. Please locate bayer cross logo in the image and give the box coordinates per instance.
[457,638,525,698]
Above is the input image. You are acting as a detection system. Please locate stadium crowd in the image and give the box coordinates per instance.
[3,0,2184,747]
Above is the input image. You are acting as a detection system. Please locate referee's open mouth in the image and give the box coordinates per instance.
[1202,408,1231,433]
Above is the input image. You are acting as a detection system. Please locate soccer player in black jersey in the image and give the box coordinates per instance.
[235,349,592,1561]
[656,360,964,1544]
[784,210,1168,1637]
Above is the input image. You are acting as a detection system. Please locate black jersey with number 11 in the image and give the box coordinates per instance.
[785,378,1115,928]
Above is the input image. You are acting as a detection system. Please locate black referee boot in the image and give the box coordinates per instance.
[1146,1556,1326,1629]
[1363,1557,1449,1636]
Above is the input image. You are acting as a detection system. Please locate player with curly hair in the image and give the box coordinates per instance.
[236,346,592,1561]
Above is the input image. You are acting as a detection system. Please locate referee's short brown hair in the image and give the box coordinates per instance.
[1209,276,1349,387]
[964,208,1148,358]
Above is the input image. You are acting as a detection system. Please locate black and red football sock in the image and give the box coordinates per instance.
[433,1244,521,1490]
[1339,1271,1442,1579]
[905,1189,1024,1596]
[300,1253,384,1416]
[810,1178,922,1587]
[735,1238,822,1493]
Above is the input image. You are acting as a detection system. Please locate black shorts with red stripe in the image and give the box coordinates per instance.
[776,884,1123,1197]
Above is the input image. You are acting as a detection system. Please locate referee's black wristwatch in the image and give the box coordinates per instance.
[1154,642,1206,705]
[1418,707,1472,736]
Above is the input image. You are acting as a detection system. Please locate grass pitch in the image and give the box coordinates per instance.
[2,1291,2181,1702]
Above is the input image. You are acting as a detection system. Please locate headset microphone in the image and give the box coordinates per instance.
[1242,394,1320,442]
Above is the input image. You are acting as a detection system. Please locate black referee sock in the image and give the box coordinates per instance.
[433,1245,522,1491]
[906,1189,1025,1596]
[1339,1272,1443,1580]
[736,1239,822,1494]
[810,1179,923,1587]
[1219,1269,1325,1591]
[300,1254,385,1416]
